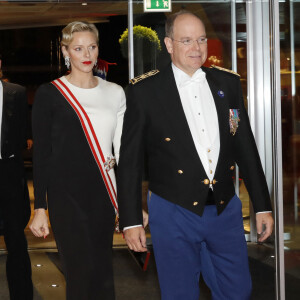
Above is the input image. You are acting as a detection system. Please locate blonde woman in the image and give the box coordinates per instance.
[30,21,125,300]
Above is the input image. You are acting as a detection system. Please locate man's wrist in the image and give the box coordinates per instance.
[123,224,143,231]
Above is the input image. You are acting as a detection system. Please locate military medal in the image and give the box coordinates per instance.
[229,109,240,136]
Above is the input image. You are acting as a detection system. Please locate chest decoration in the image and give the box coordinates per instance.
[229,109,240,136]
[130,69,159,85]
[104,155,116,171]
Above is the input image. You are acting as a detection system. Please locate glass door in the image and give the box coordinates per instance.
[277,0,300,298]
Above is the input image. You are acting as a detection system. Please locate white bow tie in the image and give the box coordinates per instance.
[179,72,206,88]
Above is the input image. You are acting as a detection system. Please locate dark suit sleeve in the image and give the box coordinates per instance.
[117,84,146,229]
[32,85,53,209]
[18,86,29,150]
[233,77,272,213]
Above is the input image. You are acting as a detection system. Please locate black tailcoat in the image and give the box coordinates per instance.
[117,65,272,228]
[1,81,28,158]
[0,80,32,299]
[0,80,30,229]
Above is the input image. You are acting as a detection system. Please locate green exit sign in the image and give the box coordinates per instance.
[144,0,172,12]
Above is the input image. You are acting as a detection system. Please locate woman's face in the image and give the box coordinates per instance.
[63,31,98,74]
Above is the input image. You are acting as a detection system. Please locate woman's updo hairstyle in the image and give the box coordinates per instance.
[61,21,99,48]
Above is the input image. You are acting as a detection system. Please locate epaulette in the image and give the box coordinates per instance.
[211,65,240,77]
[130,70,160,85]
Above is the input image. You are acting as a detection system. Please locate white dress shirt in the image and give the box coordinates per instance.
[172,64,220,183]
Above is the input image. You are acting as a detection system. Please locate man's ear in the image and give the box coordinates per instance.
[0,59,2,70]
[164,37,173,54]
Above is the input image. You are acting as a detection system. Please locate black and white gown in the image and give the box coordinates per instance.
[32,76,126,300]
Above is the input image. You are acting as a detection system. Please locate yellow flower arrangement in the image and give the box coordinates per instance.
[119,25,161,59]
[119,25,161,50]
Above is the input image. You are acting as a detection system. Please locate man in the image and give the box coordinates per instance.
[0,54,33,300]
[117,11,274,300]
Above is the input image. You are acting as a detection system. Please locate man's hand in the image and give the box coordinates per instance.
[29,208,49,238]
[256,212,274,242]
[142,210,149,228]
[123,227,147,252]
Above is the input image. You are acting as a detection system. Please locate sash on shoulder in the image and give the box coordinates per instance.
[51,78,119,231]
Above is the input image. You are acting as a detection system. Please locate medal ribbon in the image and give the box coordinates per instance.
[229,109,240,136]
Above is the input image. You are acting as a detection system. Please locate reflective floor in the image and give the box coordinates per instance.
[0,248,163,300]
[1,179,300,299]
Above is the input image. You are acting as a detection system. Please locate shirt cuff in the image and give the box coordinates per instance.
[123,224,143,231]
[256,211,272,214]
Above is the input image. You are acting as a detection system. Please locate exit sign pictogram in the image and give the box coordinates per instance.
[144,0,172,12]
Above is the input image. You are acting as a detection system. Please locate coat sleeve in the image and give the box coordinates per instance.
[117,84,146,229]
[17,86,29,151]
[233,77,272,213]
[113,86,126,164]
[32,84,53,209]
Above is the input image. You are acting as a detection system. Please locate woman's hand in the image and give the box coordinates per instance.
[29,208,50,238]
[142,209,149,228]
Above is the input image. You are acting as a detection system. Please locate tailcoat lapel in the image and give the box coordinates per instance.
[203,67,230,174]
[155,65,205,171]
[1,81,13,151]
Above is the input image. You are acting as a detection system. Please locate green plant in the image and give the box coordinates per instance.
[119,25,161,59]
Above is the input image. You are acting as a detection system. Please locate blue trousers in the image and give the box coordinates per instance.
[148,192,252,300]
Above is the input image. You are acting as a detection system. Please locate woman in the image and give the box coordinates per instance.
[30,21,125,300]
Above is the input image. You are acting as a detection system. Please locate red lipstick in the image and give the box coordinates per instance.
[82,61,92,65]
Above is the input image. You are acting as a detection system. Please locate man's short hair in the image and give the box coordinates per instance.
[165,10,204,38]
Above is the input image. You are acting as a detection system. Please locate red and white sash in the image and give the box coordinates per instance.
[51,78,119,224]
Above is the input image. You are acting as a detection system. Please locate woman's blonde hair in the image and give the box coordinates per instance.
[61,21,99,47]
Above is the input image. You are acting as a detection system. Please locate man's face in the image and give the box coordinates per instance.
[164,14,207,76]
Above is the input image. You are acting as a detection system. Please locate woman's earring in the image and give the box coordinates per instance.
[65,56,70,69]
[94,60,98,68]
